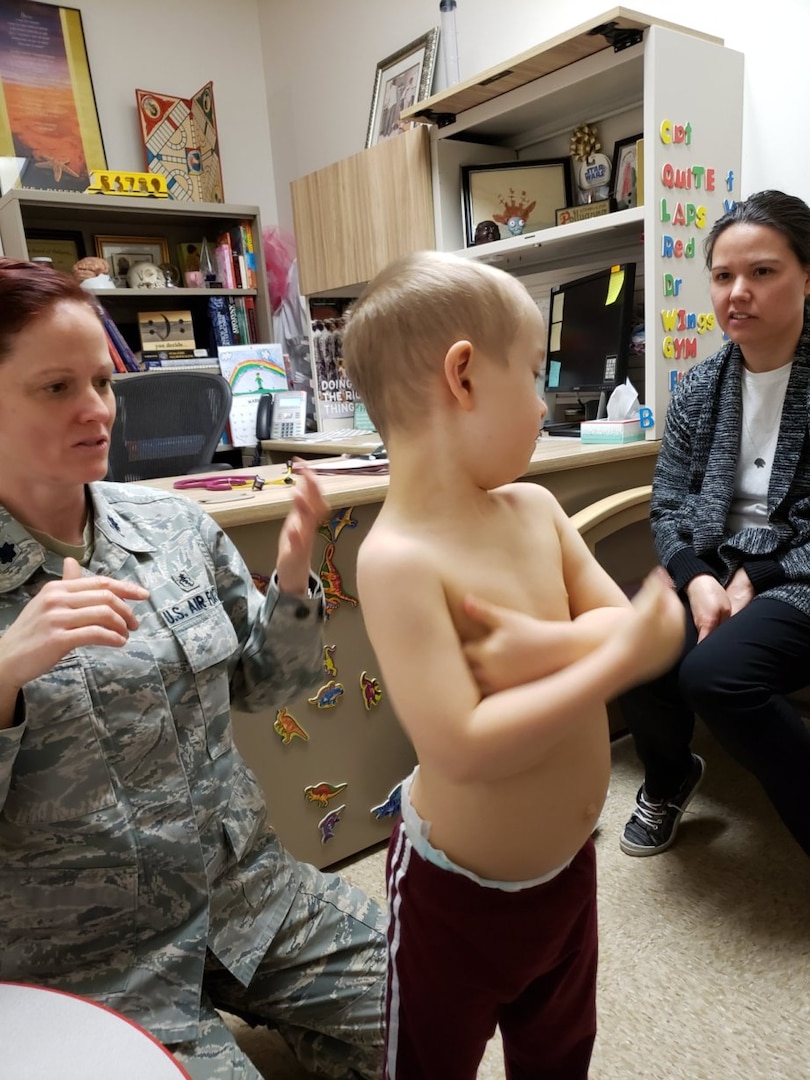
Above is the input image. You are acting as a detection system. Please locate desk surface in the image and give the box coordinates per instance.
[261,433,383,456]
[138,438,659,529]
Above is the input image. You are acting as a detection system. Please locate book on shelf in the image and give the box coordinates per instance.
[214,232,236,289]
[97,305,140,372]
[208,295,236,349]
[243,295,259,341]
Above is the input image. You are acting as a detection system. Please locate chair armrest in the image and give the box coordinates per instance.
[570,485,652,553]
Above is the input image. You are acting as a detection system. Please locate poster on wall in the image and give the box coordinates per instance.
[0,1,106,193]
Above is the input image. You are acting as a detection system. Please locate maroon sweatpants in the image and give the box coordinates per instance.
[384,825,597,1079]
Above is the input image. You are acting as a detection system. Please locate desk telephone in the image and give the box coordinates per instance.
[256,391,308,440]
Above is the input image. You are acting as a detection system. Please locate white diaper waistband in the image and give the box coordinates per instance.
[399,769,570,891]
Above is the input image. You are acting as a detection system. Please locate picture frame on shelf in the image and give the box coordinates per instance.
[25,228,86,273]
[461,158,573,247]
[610,134,643,211]
[365,28,439,148]
[0,2,106,193]
[95,235,170,287]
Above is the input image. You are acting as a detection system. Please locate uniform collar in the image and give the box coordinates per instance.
[0,484,155,593]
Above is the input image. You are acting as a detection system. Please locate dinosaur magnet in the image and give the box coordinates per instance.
[319,506,358,544]
[323,644,338,677]
[320,542,358,619]
[304,780,349,808]
[308,680,345,709]
[318,804,346,844]
[251,571,271,595]
[370,782,402,820]
[273,707,309,744]
[360,671,383,711]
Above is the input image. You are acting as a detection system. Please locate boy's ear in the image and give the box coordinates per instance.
[443,340,475,410]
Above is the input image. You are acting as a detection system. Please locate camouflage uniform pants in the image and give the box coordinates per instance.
[168,862,386,1080]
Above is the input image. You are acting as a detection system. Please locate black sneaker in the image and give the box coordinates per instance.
[620,754,705,856]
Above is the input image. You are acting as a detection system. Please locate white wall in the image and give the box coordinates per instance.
[258,0,810,230]
[55,0,278,226]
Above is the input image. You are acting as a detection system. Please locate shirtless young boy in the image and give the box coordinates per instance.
[341,251,684,1080]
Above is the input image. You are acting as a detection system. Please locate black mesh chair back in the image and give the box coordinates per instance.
[107,372,233,482]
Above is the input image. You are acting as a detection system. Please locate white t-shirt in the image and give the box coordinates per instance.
[726,362,792,534]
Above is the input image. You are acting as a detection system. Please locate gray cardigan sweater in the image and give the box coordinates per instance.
[651,319,810,617]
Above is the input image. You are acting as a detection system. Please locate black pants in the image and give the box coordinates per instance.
[620,596,810,855]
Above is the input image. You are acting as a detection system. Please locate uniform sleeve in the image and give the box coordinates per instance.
[194,505,325,712]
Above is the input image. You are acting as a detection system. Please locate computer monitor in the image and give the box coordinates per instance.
[544,262,637,398]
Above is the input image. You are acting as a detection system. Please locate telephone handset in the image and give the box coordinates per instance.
[256,390,308,440]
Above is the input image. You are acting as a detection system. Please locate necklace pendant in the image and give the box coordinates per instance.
[754,457,766,468]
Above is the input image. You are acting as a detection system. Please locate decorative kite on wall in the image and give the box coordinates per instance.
[135,81,224,202]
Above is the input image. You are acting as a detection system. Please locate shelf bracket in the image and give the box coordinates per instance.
[589,21,644,53]
[413,108,457,128]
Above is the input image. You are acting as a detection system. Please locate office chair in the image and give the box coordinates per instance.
[107,371,233,482]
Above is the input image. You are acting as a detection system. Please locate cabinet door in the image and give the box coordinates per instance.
[292,126,434,295]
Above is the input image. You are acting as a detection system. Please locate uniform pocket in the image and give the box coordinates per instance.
[222,767,268,908]
[172,604,239,761]
[6,659,116,824]
[0,864,136,995]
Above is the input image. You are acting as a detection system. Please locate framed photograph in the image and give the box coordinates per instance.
[610,134,643,211]
[461,158,573,246]
[365,28,439,148]
[25,228,86,273]
[95,235,170,287]
[0,2,106,192]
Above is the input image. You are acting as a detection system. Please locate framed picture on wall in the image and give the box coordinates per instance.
[461,158,573,246]
[365,28,439,148]
[0,2,107,192]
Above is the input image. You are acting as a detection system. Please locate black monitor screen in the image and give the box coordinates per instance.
[544,262,636,394]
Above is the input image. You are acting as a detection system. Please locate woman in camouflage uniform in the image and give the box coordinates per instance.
[0,258,386,1079]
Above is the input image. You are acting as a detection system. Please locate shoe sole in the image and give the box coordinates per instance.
[619,756,706,857]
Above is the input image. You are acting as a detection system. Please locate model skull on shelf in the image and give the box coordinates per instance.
[127,261,163,289]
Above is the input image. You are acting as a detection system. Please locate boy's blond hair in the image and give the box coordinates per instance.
[342,250,534,437]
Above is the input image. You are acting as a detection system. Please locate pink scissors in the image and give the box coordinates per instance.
[174,464,294,492]
[173,473,261,491]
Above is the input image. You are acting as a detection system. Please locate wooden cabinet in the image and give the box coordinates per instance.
[401,7,744,436]
[291,125,434,297]
[0,189,274,357]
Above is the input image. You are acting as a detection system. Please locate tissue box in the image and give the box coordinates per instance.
[579,418,644,443]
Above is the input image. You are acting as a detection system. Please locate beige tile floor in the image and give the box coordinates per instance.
[227,728,810,1079]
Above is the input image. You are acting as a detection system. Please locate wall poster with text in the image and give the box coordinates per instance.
[0,2,106,193]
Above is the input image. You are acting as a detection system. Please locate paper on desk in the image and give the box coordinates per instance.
[296,456,389,476]
[605,379,640,421]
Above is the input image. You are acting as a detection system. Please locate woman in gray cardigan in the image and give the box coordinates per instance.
[620,190,810,858]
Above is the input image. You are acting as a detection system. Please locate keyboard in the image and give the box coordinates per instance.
[543,422,581,438]
[294,428,378,441]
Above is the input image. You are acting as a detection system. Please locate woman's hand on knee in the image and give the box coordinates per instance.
[685,574,730,642]
[725,567,754,617]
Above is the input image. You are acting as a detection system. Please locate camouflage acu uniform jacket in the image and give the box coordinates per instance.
[0,482,324,1043]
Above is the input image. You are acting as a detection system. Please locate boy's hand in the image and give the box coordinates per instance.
[462,595,571,695]
[624,569,685,683]
[276,463,328,596]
